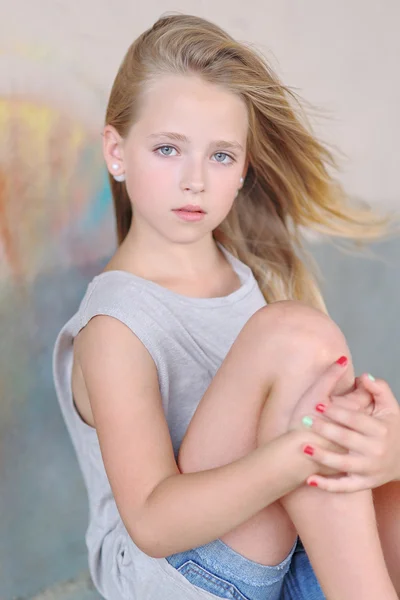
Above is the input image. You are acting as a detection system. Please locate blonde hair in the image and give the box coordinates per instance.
[105,13,393,312]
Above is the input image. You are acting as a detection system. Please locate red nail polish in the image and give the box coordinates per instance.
[336,356,348,366]
[316,403,326,413]
[308,480,318,487]
[303,445,315,456]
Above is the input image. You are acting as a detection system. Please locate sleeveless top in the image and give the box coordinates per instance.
[52,245,267,599]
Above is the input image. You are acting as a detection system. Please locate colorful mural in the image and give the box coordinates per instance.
[0,99,113,285]
[0,44,114,598]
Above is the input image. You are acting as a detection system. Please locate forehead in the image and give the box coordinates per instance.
[132,74,248,141]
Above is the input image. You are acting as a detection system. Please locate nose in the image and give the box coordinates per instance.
[180,159,205,194]
[183,181,204,193]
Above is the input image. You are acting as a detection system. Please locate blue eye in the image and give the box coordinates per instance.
[214,152,233,164]
[156,146,177,156]
[154,146,234,164]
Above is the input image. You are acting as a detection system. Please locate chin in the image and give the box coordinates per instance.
[161,228,212,246]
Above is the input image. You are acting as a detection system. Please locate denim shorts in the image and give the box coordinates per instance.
[165,537,325,600]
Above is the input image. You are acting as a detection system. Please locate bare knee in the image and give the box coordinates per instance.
[249,301,355,443]
[249,300,353,389]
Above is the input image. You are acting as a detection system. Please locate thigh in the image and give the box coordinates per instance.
[178,303,279,472]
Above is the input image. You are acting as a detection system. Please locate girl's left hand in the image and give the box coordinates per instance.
[303,373,400,492]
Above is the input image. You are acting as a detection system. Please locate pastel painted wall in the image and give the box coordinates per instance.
[0,1,399,598]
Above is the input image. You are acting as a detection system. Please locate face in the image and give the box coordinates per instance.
[103,74,248,245]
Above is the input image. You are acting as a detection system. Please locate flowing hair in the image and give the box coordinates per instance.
[105,12,394,312]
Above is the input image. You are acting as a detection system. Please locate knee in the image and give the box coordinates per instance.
[253,302,355,444]
[249,300,351,378]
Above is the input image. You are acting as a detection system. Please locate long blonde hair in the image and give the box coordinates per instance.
[105,13,393,312]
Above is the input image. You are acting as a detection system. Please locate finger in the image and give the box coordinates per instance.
[306,474,374,493]
[358,374,399,411]
[310,356,350,398]
[330,389,374,414]
[330,394,368,412]
[311,418,371,453]
[303,443,367,473]
[352,386,374,410]
[315,404,385,437]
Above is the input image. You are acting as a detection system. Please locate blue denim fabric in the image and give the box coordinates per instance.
[280,538,325,599]
[166,536,326,600]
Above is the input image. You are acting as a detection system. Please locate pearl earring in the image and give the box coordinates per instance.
[234,176,244,198]
[111,163,125,182]
[113,174,126,182]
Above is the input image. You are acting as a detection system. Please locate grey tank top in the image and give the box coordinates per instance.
[52,245,266,599]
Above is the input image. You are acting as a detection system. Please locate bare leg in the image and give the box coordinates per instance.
[178,301,397,598]
[253,306,396,598]
[373,482,400,595]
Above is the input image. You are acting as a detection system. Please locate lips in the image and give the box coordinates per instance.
[173,205,205,213]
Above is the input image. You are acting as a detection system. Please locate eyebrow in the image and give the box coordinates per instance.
[147,132,244,152]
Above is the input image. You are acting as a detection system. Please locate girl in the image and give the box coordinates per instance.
[53,13,400,600]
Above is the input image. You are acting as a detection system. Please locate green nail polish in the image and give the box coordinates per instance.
[368,373,375,381]
[302,416,313,428]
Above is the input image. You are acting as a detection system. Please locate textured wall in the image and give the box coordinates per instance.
[0,2,399,598]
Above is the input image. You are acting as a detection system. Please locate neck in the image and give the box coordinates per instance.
[116,224,224,282]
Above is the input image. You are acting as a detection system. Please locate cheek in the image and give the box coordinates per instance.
[213,163,243,191]
[140,155,172,176]
[138,159,178,195]
[126,159,171,200]
[212,175,240,205]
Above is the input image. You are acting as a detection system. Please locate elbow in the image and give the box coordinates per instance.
[133,534,169,560]
[127,475,180,559]
[126,518,168,560]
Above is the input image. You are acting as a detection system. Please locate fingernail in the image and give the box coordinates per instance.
[367,373,375,381]
[303,445,315,456]
[336,356,348,366]
[316,403,326,413]
[302,416,313,428]
[308,480,318,487]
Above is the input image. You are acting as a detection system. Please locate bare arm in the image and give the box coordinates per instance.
[141,431,316,558]
[76,315,318,559]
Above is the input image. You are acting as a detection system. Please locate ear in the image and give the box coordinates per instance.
[102,125,125,174]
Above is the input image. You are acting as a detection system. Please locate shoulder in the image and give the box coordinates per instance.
[79,271,154,332]
[81,271,140,313]
[75,271,164,371]
[75,313,155,378]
